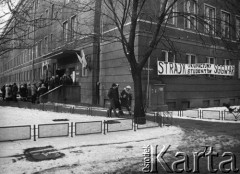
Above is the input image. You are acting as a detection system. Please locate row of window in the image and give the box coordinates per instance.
[163,0,240,40]
[0,68,42,84]
[161,50,231,65]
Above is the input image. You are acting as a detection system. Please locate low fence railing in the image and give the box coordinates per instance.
[0,111,172,142]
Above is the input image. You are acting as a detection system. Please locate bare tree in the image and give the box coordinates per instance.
[100,0,240,122]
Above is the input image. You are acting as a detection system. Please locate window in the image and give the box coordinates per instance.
[35,0,39,10]
[29,49,32,60]
[236,16,240,40]
[160,0,177,25]
[203,100,210,108]
[161,50,175,62]
[224,59,231,66]
[206,57,216,77]
[39,14,43,27]
[186,54,197,64]
[38,67,41,80]
[185,0,197,30]
[50,34,53,50]
[38,40,42,57]
[71,16,77,39]
[44,36,48,54]
[27,27,30,38]
[224,59,232,78]
[45,9,49,25]
[35,43,38,58]
[221,11,230,38]
[65,0,70,4]
[204,4,216,35]
[63,21,68,42]
[206,57,216,64]
[25,49,28,62]
[54,11,59,19]
[51,4,54,19]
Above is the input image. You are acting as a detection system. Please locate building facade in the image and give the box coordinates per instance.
[1,0,240,110]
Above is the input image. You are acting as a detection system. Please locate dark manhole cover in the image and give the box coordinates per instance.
[52,119,69,122]
[24,146,65,162]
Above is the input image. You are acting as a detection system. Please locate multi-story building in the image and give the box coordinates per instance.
[1,0,240,110]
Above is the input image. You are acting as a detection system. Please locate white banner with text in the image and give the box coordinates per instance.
[157,61,235,76]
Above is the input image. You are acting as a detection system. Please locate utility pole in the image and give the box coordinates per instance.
[146,57,150,109]
[32,0,36,83]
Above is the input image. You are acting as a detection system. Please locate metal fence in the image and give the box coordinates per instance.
[223,111,238,121]
[182,110,200,118]
[201,110,222,120]
[104,118,133,133]
[38,123,69,138]
[75,121,102,135]
[0,125,31,142]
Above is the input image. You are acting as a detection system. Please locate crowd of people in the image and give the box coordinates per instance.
[0,73,73,104]
[107,83,132,117]
[1,77,132,117]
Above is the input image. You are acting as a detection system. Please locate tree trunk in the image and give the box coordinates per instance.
[132,70,146,124]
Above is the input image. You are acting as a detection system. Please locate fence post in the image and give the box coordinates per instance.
[71,122,73,137]
[158,112,162,127]
[133,118,136,131]
[72,106,75,114]
[154,112,156,122]
[103,120,106,135]
[33,125,36,141]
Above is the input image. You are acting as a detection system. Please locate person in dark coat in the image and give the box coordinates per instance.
[12,83,18,102]
[38,83,47,96]
[48,76,55,90]
[107,83,119,117]
[20,84,28,101]
[115,84,124,115]
[1,85,6,100]
[31,84,37,104]
[54,75,60,87]
[120,85,132,116]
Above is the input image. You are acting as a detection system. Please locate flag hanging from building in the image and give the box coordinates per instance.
[76,49,87,68]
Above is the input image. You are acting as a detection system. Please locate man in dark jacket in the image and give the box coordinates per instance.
[107,83,119,117]
[1,85,6,100]
[12,83,18,102]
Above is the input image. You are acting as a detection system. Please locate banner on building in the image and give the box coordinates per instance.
[157,61,235,76]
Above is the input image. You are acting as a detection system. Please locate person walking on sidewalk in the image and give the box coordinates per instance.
[120,85,132,116]
[107,83,119,117]
[115,84,124,116]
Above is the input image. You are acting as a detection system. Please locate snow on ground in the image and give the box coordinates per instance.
[0,106,184,174]
[0,105,239,173]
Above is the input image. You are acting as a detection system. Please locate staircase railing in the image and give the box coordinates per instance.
[39,85,81,104]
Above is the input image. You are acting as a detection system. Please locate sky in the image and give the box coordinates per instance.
[0,0,19,34]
